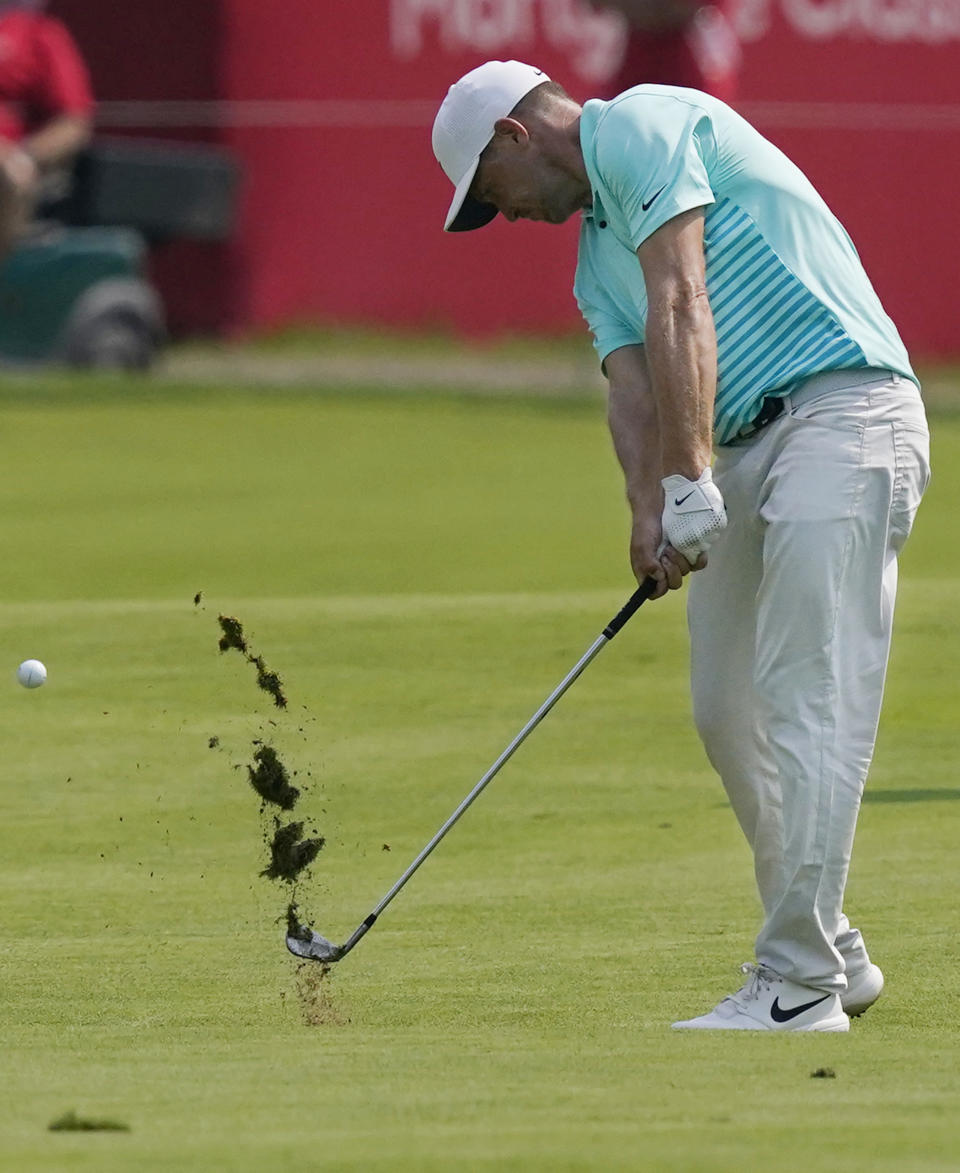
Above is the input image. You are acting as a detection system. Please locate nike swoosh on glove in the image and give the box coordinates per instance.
[661,467,728,562]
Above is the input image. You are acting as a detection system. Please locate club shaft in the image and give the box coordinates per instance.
[370,631,608,918]
[337,579,658,954]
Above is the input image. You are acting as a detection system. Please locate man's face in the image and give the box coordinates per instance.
[470,124,587,226]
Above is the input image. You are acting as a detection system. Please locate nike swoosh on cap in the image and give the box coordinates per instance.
[770,994,830,1023]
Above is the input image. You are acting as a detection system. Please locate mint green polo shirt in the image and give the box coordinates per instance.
[573,86,917,444]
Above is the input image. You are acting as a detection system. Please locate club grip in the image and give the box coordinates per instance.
[602,578,658,640]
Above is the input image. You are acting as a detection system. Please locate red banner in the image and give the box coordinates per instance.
[55,0,960,357]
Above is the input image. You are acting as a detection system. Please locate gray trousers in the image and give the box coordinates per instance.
[688,369,930,993]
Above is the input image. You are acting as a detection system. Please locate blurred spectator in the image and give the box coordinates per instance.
[0,0,93,259]
[589,0,741,102]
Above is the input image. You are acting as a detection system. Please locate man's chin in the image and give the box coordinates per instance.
[522,206,576,225]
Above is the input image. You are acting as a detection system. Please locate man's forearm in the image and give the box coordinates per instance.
[607,375,661,515]
[23,115,92,171]
[643,282,717,478]
[0,143,37,258]
[635,206,718,479]
[605,344,712,591]
[607,357,670,587]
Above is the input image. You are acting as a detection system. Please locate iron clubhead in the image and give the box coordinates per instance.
[285,927,344,963]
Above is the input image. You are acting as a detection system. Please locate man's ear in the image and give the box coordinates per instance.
[492,117,530,146]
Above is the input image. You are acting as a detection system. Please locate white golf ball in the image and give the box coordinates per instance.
[16,659,47,689]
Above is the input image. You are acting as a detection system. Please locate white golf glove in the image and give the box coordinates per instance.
[661,467,727,563]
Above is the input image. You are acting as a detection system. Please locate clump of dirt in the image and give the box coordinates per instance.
[248,743,299,810]
[217,614,249,655]
[286,901,313,942]
[261,819,324,882]
[212,605,332,996]
[250,655,288,709]
[48,1111,130,1133]
[217,614,288,707]
[810,1067,837,1079]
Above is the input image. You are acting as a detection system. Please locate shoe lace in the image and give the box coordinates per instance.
[738,962,778,1002]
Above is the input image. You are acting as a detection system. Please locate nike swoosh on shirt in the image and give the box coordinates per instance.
[770,994,831,1023]
[641,185,666,211]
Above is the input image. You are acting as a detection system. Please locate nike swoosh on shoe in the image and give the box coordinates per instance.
[770,994,831,1023]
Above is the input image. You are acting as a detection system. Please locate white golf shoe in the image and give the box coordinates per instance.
[672,963,850,1032]
[841,963,884,1018]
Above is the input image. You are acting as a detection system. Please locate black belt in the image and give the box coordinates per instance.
[737,395,785,440]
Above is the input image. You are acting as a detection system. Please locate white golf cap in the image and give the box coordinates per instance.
[432,60,550,233]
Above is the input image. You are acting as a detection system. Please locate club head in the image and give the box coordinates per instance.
[285,927,344,964]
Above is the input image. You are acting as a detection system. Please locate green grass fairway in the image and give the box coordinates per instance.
[1,375,958,1171]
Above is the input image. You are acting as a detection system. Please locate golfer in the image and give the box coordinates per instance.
[432,62,930,1031]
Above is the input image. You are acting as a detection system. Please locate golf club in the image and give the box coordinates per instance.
[286,577,658,964]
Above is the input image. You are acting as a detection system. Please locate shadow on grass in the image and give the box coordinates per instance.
[863,788,960,804]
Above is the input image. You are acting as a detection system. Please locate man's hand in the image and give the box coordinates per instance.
[0,140,38,198]
[0,140,39,259]
[629,502,704,599]
[661,467,727,563]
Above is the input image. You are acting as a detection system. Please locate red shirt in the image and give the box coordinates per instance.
[0,11,94,142]
[608,2,741,104]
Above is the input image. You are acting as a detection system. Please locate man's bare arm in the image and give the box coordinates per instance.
[636,206,716,478]
[23,113,93,172]
[0,115,93,261]
[606,344,660,513]
[605,344,698,595]
[634,207,728,563]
